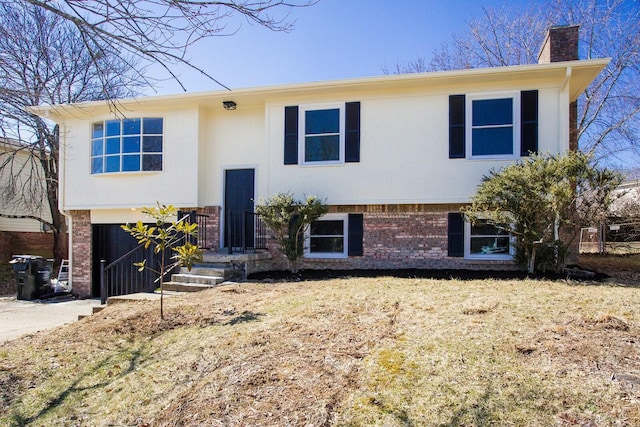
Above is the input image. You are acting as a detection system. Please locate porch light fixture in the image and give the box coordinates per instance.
[222,100,237,110]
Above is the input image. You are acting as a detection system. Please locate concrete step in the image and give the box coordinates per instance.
[171,273,225,286]
[77,304,106,320]
[181,265,233,279]
[163,282,220,292]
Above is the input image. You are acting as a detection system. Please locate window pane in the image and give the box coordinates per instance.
[305,109,339,135]
[105,120,121,137]
[91,157,103,174]
[472,98,512,126]
[105,155,120,172]
[470,237,510,255]
[472,127,513,156]
[122,118,141,135]
[305,135,340,162]
[143,118,163,134]
[92,123,104,139]
[310,237,344,253]
[122,155,140,171]
[143,136,162,152]
[91,139,103,156]
[123,136,140,153]
[471,221,509,236]
[105,137,121,155]
[311,220,344,236]
[142,154,162,171]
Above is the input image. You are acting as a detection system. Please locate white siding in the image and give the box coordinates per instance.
[265,86,563,205]
[61,108,200,210]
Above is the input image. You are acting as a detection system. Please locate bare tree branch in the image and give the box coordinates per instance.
[0,3,144,263]
[22,0,317,92]
[390,0,640,169]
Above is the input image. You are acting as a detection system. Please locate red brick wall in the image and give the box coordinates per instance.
[263,205,517,272]
[70,210,92,297]
[0,231,57,262]
[182,206,220,250]
[206,206,221,250]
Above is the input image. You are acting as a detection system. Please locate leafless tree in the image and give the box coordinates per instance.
[391,0,640,167]
[0,2,143,264]
[23,0,316,91]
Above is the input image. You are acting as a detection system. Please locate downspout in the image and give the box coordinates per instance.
[556,66,573,270]
[57,122,74,287]
[559,66,572,153]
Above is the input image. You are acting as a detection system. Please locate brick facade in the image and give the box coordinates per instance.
[0,231,58,262]
[262,205,517,273]
[70,210,92,297]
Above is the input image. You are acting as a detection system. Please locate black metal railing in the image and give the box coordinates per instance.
[177,210,210,249]
[226,210,267,254]
[100,244,161,304]
[99,211,203,303]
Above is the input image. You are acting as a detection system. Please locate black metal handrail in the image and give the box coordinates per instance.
[226,210,267,254]
[100,244,159,304]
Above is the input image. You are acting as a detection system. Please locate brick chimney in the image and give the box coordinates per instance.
[539,25,580,151]
[538,25,580,64]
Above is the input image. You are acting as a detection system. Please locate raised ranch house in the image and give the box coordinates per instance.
[32,26,608,299]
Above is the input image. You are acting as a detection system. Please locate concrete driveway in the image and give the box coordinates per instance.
[0,296,101,344]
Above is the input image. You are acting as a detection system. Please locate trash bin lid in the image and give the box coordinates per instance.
[10,255,45,263]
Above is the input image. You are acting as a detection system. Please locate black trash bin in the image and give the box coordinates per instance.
[11,255,53,300]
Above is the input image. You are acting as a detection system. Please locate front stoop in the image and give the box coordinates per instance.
[80,252,271,320]
[201,251,272,280]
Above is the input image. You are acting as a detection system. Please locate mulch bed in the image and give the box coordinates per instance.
[248,267,609,283]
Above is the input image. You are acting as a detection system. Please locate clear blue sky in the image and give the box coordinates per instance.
[149,0,534,95]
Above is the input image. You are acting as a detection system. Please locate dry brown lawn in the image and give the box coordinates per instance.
[1,275,639,426]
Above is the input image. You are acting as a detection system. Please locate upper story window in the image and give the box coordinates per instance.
[284,102,360,165]
[91,118,163,174]
[467,92,519,159]
[301,104,344,164]
[449,91,538,160]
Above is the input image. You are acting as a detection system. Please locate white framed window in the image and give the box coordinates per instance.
[305,213,348,258]
[91,118,163,174]
[464,219,514,260]
[299,104,345,165]
[466,92,520,159]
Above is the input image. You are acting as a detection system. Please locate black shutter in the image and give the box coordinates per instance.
[520,90,538,156]
[284,106,299,164]
[449,95,466,159]
[345,102,361,162]
[447,212,464,257]
[347,214,364,256]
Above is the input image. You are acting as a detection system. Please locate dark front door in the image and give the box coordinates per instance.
[224,168,255,250]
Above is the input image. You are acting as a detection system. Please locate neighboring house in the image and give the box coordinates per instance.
[33,26,608,298]
[0,138,54,261]
[579,180,640,254]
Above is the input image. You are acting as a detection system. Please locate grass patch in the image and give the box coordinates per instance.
[1,277,639,426]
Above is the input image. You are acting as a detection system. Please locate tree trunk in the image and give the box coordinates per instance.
[528,246,537,274]
[52,211,68,270]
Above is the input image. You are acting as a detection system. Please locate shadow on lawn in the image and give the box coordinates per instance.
[10,344,146,425]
